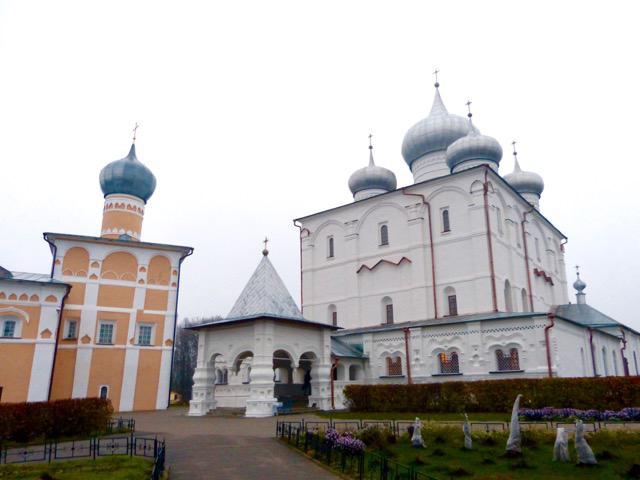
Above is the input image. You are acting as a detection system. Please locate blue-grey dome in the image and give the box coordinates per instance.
[99,144,156,203]
[573,275,586,293]
[348,147,397,198]
[446,122,503,172]
[402,88,470,167]
[504,158,544,197]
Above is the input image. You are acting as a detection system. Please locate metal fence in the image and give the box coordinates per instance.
[0,433,165,480]
[277,421,437,480]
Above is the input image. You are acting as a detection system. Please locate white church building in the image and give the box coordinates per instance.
[188,81,640,417]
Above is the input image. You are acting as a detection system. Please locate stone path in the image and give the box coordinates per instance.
[130,408,335,479]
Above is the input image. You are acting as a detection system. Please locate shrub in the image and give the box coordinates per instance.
[0,398,113,443]
[343,377,640,413]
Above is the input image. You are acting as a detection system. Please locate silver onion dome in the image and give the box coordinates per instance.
[348,144,397,199]
[99,144,157,203]
[446,122,503,172]
[504,157,544,197]
[401,87,470,167]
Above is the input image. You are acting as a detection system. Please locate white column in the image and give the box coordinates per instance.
[188,330,216,416]
[245,320,277,417]
[308,330,333,410]
[27,341,56,401]
[155,347,173,409]
[119,347,140,411]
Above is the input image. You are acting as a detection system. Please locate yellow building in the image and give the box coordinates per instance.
[0,143,192,411]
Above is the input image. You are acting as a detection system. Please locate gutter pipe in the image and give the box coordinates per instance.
[330,358,339,410]
[544,311,556,378]
[167,247,194,407]
[521,207,536,311]
[588,327,598,377]
[403,328,413,384]
[401,189,439,319]
[620,327,630,377]
[483,168,498,312]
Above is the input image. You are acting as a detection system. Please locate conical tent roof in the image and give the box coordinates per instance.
[226,253,304,321]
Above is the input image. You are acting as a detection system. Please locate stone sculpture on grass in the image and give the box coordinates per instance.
[463,413,472,450]
[575,420,597,465]
[505,394,522,455]
[553,427,570,462]
[411,417,425,448]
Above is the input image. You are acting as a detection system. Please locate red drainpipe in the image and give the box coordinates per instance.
[521,207,535,311]
[330,358,339,409]
[544,312,556,378]
[403,328,413,384]
[483,168,498,312]
[588,328,598,376]
[293,221,309,315]
[620,328,630,376]
[402,189,438,319]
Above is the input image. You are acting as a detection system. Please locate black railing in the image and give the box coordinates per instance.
[276,421,438,480]
[0,433,165,480]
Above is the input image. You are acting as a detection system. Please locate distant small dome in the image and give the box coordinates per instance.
[573,275,586,293]
[99,144,156,203]
[348,146,397,199]
[504,158,544,197]
[446,122,503,172]
[401,87,470,167]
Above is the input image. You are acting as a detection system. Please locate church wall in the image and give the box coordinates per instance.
[0,280,66,404]
[299,168,568,331]
[49,238,185,411]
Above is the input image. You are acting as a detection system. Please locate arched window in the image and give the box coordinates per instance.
[327,236,335,258]
[504,280,513,313]
[496,348,520,371]
[223,368,229,384]
[442,209,451,232]
[349,365,363,381]
[328,304,337,326]
[382,297,394,324]
[386,356,402,376]
[444,287,457,316]
[580,347,586,376]
[439,352,460,374]
[602,347,609,376]
[521,289,528,312]
[99,385,109,399]
[380,224,389,246]
[612,350,618,376]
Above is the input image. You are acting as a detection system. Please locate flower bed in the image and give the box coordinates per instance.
[325,428,365,454]
[519,407,640,422]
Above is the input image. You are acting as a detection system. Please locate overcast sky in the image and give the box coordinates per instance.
[1,1,639,330]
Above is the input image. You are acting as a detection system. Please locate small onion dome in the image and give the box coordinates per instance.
[99,144,157,203]
[401,87,470,167]
[348,147,397,199]
[573,274,586,293]
[504,158,544,197]
[446,122,503,172]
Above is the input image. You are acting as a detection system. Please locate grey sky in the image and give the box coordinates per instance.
[1,1,638,330]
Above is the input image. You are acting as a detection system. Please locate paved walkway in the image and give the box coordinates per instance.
[130,408,335,479]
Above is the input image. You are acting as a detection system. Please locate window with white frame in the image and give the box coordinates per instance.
[99,385,109,399]
[379,224,389,246]
[65,319,78,339]
[442,208,451,233]
[327,236,335,258]
[98,321,115,344]
[1,316,20,338]
[137,324,153,346]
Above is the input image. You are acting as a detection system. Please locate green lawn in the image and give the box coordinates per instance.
[372,427,640,479]
[316,411,510,422]
[0,456,153,480]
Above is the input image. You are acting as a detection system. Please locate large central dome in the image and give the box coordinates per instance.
[401,87,470,167]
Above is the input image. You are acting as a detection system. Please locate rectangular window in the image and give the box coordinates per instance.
[385,304,394,324]
[2,320,16,337]
[138,324,153,346]
[327,236,335,258]
[65,320,78,339]
[448,295,458,316]
[98,322,114,344]
[386,357,402,376]
[442,208,451,232]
